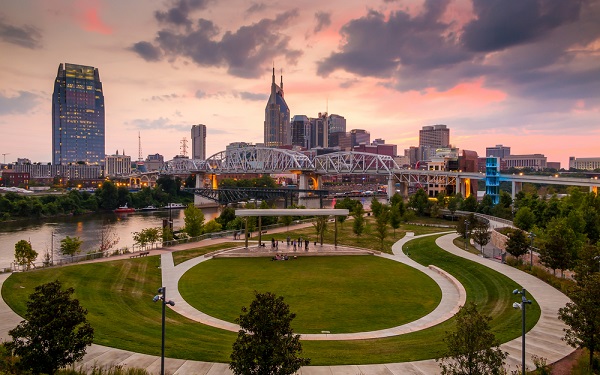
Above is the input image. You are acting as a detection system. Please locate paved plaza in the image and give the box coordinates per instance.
[0,222,575,374]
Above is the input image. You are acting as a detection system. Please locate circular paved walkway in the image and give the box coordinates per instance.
[0,227,574,374]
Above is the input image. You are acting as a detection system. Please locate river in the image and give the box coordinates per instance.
[0,207,220,270]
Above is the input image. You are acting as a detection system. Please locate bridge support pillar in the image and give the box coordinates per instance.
[194,173,218,206]
[299,174,309,197]
[387,175,395,201]
[512,181,523,200]
[195,173,205,188]
[456,177,462,196]
[399,182,408,199]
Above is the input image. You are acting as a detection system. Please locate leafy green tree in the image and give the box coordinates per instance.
[574,244,600,281]
[183,204,205,237]
[448,194,462,220]
[437,302,507,375]
[505,229,530,261]
[389,203,403,237]
[217,207,237,228]
[538,217,582,277]
[390,192,404,207]
[204,219,223,233]
[352,205,365,237]
[230,291,310,375]
[133,227,161,249]
[279,215,294,231]
[312,216,328,245]
[14,240,37,270]
[558,274,600,373]
[460,194,478,212]
[6,280,94,375]
[59,236,83,259]
[477,194,494,215]
[374,205,390,250]
[436,191,447,208]
[334,198,360,227]
[409,188,430,216]
[513,207,536,232]
[370,197,383,218]
[472,220,491,253]
[97,181,118,210]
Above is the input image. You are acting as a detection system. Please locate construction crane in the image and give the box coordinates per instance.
[2,153,9,164]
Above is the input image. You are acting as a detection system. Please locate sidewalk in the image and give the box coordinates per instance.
[0,225,574,374]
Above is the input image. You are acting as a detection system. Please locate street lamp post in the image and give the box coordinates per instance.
[528,233,536,268]
[513,288,533,375]
[153,287,175,375]
[594,256,600,273]
[464,219,469,252]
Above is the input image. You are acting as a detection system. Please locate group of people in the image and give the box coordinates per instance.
[286,236,310,251]
[271,253,290,261]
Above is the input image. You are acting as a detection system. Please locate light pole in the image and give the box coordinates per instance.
[528,233,536,268]
[464,219,469,252]
[153,287,175,375]
[594,256,600,273]
[513,288,533,375]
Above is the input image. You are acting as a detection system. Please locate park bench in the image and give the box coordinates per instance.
[130,251,150,258]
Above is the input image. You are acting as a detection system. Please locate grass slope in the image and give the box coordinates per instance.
[2,233,541,365]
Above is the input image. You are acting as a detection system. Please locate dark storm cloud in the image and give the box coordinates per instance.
[132,8,302,78]
[317,0,469,78]
[462,0,584,52]
[0,91,39,115]
[314,11,331,33]
[155,0,214,27]
[129,41,162,61]
[246,2,267,15]
[0,17,42,49]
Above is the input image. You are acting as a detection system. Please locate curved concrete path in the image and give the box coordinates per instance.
[0,229,575,374]
[161,233,466,340]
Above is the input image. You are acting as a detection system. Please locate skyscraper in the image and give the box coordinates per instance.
[191,124,207,159]
[52,63,105,165]
[291,115,310,148]
[419,124,450,148]
[264,68,290,147]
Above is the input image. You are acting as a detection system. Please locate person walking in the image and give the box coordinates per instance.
[293,240,297,251]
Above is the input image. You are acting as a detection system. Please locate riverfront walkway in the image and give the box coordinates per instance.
[0,226,574,374]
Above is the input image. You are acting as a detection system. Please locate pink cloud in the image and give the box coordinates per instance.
[75,2,112,35]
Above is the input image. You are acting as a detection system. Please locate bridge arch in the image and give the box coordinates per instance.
[313,152,400,175]
[204,147,313,174]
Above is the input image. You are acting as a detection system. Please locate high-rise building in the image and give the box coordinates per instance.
[419,124,449,148]
[310,113,329,148]
[52,63,105,165]
[327,114,346,146]
[486,144,511,158]
[264,68,290,147]
[291,115,310,148]
[350,129,370,147]
[105,150,131,177]
[191,124,207,159]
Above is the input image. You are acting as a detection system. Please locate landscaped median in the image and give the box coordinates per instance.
[1,232,540,366]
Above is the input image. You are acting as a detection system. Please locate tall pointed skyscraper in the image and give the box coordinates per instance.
[52,63,105,165]
[264,67,290,147]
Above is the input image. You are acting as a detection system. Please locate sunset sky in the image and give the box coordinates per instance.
[1,0,599,167]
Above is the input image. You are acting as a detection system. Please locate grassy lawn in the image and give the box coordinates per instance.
[179,256,442,334]
[172,242,239,266]
[2,233,541,365]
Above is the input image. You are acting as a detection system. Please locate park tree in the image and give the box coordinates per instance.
[183,203,205,237]
[14,240,37,270]
[97,181,118,210]
[370,197,383,217]
[460,194,478,212]
[59,236,83,260]
[6,280,94,375]
[538,217,582,277]
[313,216,328,245]
[133,227,161,249]
[448,194,462,220]
[513,207,536,232]
[573,243,600,281]
[203,219,223,233]
[437,302,507,375]
[558,274,600,373]
[472,220,491,254]
[352,205,365,237]
[505,229,530,261]
[97,224,119,253]
[217,207,237,229]
[436,191,447,208]
[390,192,404,207]
[374,205,390,250]
[409,188,430,216]
[230,291,310,375]
[279,215,294,231]
[389,203,403,237]
[335,198,360,227]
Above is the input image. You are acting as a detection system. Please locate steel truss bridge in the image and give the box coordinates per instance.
[161,147,599,198]
[185,187,328,207]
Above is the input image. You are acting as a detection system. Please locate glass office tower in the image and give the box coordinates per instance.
[52,63,105,165]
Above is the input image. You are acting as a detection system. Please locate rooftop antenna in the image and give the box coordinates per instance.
[180,138,188,157]
[138,132,143,162]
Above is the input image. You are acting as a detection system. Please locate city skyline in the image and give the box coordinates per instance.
[1,0,599,167]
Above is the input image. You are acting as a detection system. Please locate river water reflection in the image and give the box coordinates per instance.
[0,207,219,269]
